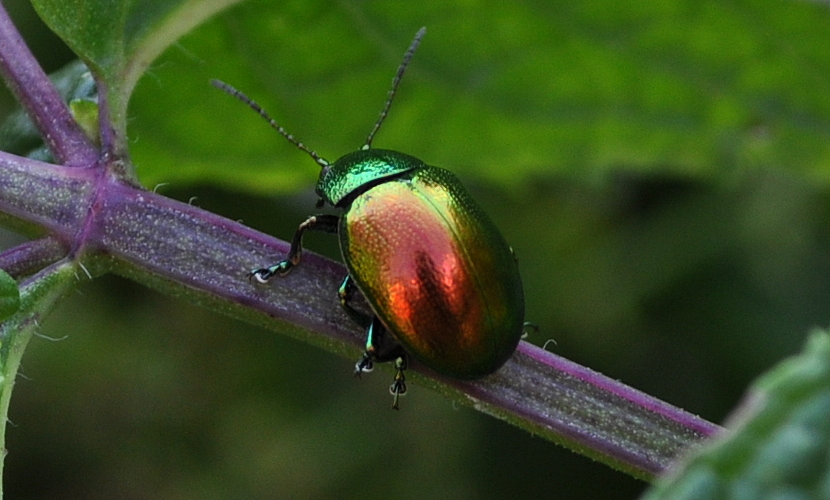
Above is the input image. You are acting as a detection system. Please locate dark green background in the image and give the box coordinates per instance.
[3,0,830,498]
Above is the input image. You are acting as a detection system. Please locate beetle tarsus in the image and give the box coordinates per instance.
[354,353,374,377]
[248,260,294,283]
[389,357,407,410]
[274,260,294,276]
[248,267,275,283]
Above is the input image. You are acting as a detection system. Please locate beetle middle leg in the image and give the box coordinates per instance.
[249,214,339,282]
[338,275,372,330]
[358,318,408,409]
[342,275,408,409]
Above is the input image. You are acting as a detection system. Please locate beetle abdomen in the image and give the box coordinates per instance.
[340,166,524,379]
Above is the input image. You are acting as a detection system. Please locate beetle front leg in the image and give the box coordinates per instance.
[249,214,339,283]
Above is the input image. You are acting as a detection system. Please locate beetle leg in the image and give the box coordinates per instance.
[359,317,405,363]
[341,276,409,408]
[354,315,408,407]
[389,356,407,410]
[354,315,389,377]
[354,353,374,376]
[342,276,382,376]
[354,314,404,362]
[249,214,339,283]
[338,275,372,329]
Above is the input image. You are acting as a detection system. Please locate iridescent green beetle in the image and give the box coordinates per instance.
[215,28,524,408]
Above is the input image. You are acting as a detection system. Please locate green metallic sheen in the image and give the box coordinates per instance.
[333,150,525,379]
[317,149,423,206]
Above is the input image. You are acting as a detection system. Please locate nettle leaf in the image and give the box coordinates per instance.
[121,0,830,193]
[642,331,830,499]
[24,0,830,191]
[29,0,246,142]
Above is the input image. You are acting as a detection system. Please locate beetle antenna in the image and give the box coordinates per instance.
[363,27,426,150]
[211,79,329,168]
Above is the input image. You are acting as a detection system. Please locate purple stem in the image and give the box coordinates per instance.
[0,237,65,278]
[0,148,721,479]
[0,1,97,167]
[451,343,721,476]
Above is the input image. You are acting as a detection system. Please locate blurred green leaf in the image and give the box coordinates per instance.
[123,0,830,193]
[29,0,245,139]
[17,0,830,192]
[642,331,830,499]
[0,270,19,321]
[68,98,99,144]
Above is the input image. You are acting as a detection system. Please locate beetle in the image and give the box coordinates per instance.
[214,27,524,408]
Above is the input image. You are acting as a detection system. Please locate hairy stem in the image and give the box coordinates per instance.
[0,149,719,479]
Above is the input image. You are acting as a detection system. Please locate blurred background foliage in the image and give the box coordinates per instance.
[2,0,830,498]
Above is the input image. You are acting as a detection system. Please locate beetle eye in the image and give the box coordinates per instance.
[319,165,331,180]
[315,197,325,208]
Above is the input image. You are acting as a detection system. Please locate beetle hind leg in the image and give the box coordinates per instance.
[389,356,408,410]
[363,318,408,409]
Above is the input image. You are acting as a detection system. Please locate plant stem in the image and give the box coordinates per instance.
[0,2,97,166]
[0,149,720,478]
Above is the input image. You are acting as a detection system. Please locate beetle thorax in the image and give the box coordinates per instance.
[316,149,425,207]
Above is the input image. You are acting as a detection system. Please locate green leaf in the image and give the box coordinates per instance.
[0,270,19,321]
[120,0,830,193]
[641,331,830,499]
[25,1,830,190]
[30,0,246,145]
[68,98,99,144]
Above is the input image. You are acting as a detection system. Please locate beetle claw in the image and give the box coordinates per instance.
[389,357,407,410]
[248,260,296,284]
[354,354,374,377]
[389,379,407,410]
[248,268,274,283]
